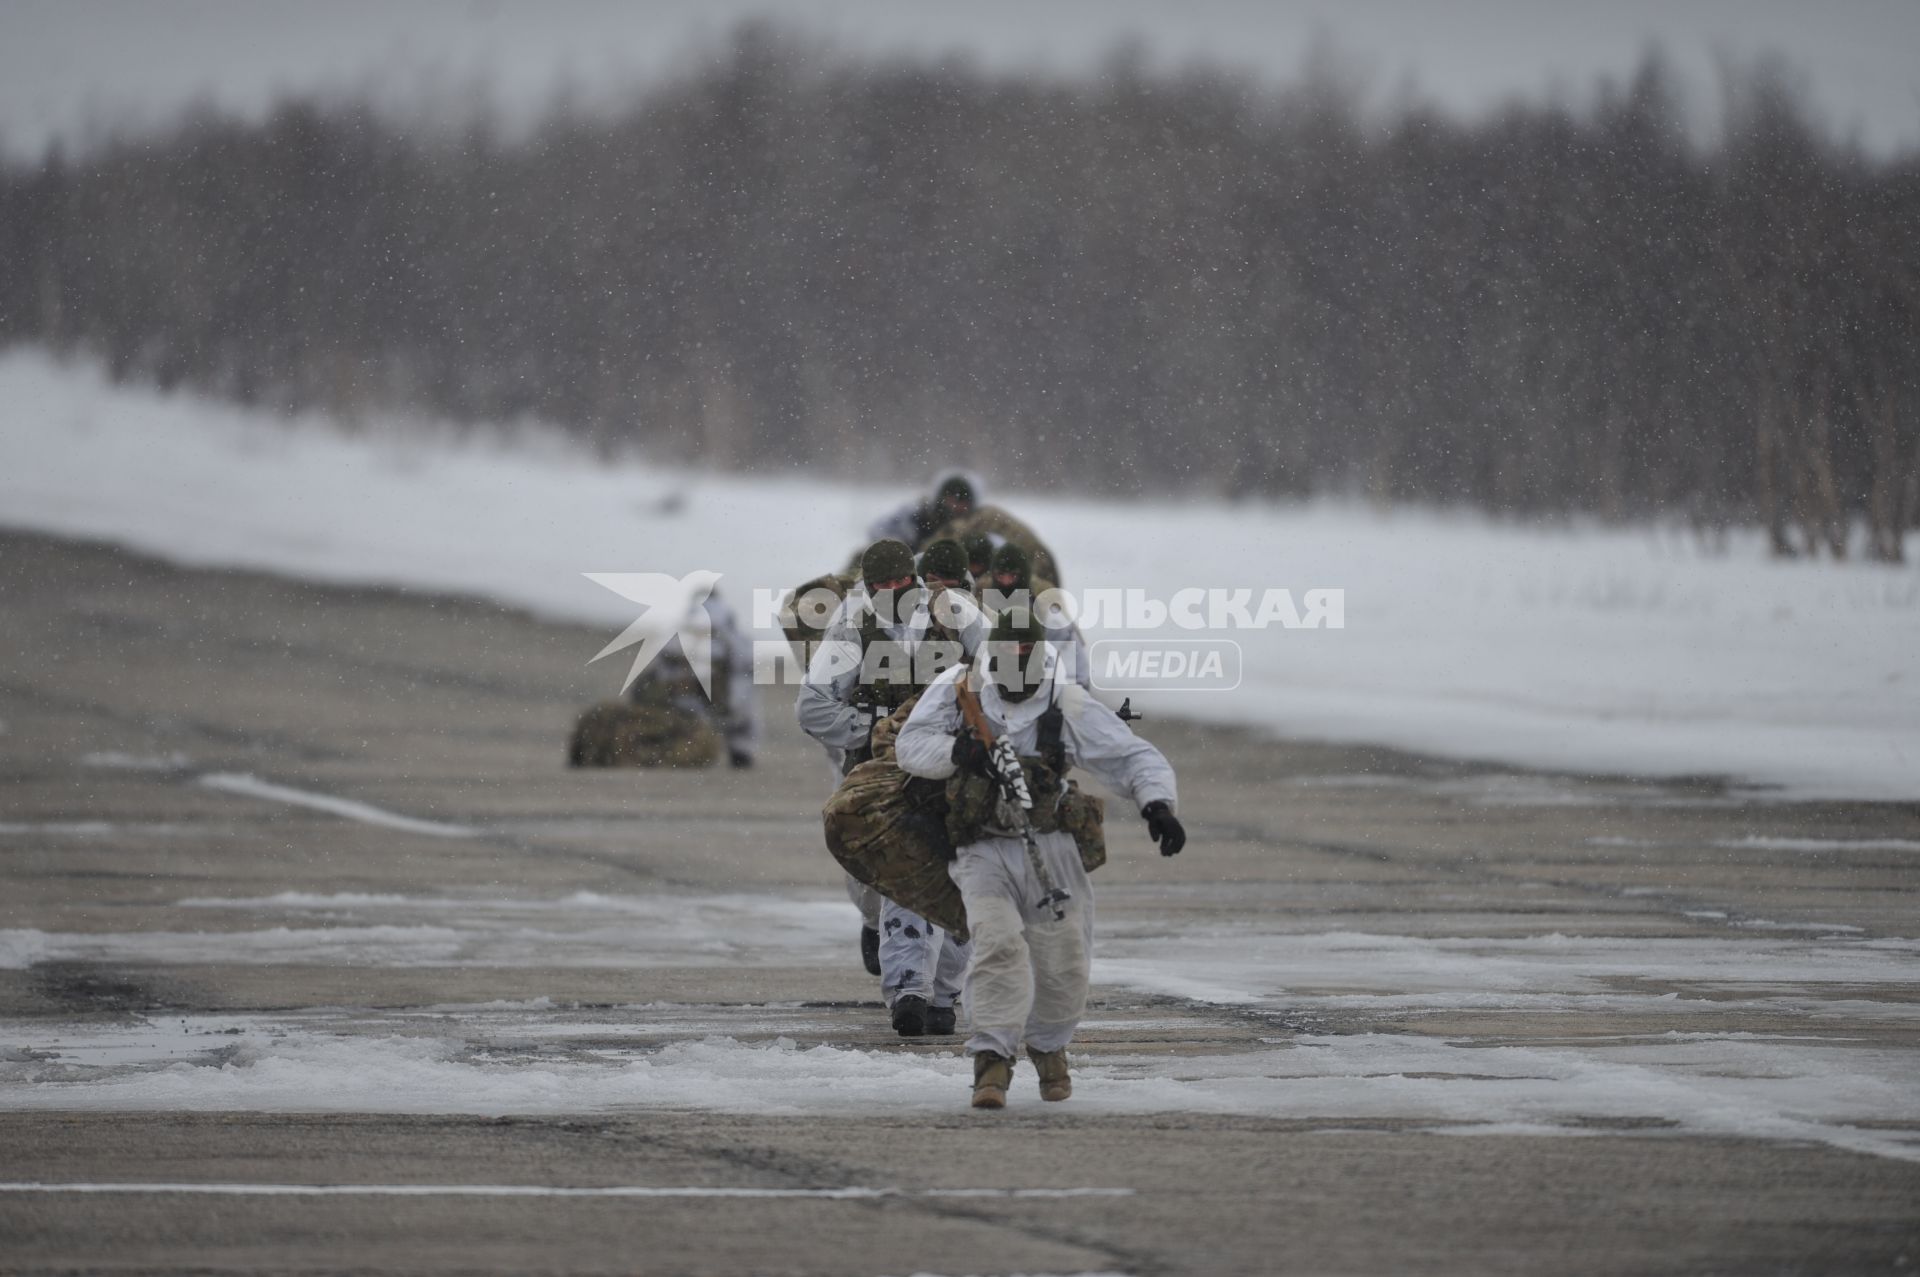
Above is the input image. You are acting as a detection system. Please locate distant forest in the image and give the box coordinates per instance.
[2,25,1916,558]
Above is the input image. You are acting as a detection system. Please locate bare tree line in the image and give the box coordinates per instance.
[1,26,1915,558]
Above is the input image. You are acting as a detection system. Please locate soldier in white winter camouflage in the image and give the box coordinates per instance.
[896,611,1186,1108]
[798,538,988,1036]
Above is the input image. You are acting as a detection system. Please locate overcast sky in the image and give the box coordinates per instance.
[4,0,1917,158]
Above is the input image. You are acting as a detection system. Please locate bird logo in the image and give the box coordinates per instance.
[584,570,724,696]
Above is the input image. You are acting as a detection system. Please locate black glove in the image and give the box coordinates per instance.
[951,733,992,776]
[728,747,754,769]
[1142,800,1185,856]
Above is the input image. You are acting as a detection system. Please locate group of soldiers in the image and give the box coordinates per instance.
[571,472,1187,1109]
[793,474,1186,1110]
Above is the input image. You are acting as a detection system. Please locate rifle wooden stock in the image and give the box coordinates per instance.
[953,671,997,751]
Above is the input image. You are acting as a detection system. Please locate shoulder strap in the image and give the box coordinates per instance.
[854,604,882,653]
[1036,685,1067,773]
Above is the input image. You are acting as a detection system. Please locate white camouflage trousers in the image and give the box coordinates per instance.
[879,899,969,1009]
[947,827,1094,1058]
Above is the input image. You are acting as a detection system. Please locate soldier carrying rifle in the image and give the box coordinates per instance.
[896,611,1187,1108]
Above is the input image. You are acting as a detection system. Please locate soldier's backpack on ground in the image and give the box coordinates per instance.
[567,698,720,768]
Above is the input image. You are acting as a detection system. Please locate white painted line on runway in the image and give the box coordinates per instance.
[198,773,476,839]
[0,1183,1134,1200]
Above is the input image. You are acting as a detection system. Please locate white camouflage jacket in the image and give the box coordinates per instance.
[895,644,1177,816]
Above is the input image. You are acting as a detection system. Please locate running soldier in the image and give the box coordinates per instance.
[895,614,1186,1107]
[798,538,988,1035]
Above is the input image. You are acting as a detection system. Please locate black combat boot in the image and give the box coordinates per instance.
[891,994,928,1037]
[925,1004,957,1035]
[860,925,881,976]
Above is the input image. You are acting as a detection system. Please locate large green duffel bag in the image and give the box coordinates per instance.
[823,756,969,941]
[567,699,720,768]
[822,695,1108,941]
[822,693,970,938]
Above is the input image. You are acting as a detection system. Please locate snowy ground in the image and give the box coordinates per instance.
[2,348,1915,800]
[5,888,1917,1161]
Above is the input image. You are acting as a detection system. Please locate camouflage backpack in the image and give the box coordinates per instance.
[821,693,970,939]
[567,691,721,769]
[777,570,856,662]
[931,506,1064,587]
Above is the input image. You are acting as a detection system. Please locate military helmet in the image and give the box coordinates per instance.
[860,538,916,588]
[935,474,976,507]
[918,538,969,586]
[990,542,1031,587]
[962,532,994,575]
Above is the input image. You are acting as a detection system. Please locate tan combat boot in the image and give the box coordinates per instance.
[971,1051,1014,1109]
[1026,1047,1072,1101]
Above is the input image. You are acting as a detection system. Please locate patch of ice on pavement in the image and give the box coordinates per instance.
[0,822,190,836]
[1094,931,1920,1006]
[0,922,836,970]
[198,773,476,838]
[79,751,194,771]
[11,891,857,969]
[178,891,429,909]
[1731,920,1867,934]
[1591,834,1920,854]
[1715,835,1920,853]
[176,890,852,924]
[0,931,50,970]
[0,1184,1133,1203]
[3,1021,1915,1162]
[1284,774,1749,808]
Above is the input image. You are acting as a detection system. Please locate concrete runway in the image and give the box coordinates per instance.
[1,529,1915,1275]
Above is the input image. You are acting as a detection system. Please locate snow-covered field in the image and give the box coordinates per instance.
[2,348,1915,799]
[4,889,1916,1161]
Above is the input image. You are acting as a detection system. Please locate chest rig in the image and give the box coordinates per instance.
[944,686,1071,843]
[845,594,966,765]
